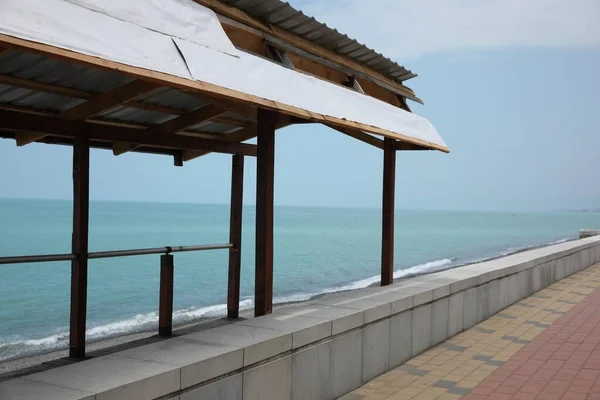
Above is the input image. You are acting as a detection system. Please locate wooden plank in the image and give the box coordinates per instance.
[0,109,257,156]
[0,34,449,153]
[196,0,419,98]
[381,137,396,286]
[327,124,384,149]
[0,73,91,99]
[255,109,277,317]
[182,125,257,162]
[69,133,90,359]
[113,104,227,155]
[61,80,158,120]
[227,154,244,319]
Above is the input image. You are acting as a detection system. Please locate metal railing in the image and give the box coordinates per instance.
[0,243,234,339]
[0,243,233,265]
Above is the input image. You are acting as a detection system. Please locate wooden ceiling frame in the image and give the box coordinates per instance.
[0,109,257,156]
[112,104,229,155]
[16,80,160,146]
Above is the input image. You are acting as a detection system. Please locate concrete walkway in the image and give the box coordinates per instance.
[340,263,600,400]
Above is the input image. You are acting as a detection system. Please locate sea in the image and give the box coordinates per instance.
[1,198,599,361]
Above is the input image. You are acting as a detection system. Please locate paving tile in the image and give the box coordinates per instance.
[340,263,600,400]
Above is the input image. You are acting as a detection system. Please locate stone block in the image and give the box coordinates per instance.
[116,337,242,389]
[411,304,432,356]
[499,276,510,310]
[431,298,449,345]
[316,296,390,324]
[330,330,363,399]
[237,313,331,349]
[277,305,364,336]
[0,378,94,400]
[25,355,180,400]
[463,287,477,329]
[187,323,291,366]
[448,292,464,337]
[449,274,479,294]
[243,357,292,400]
[181,374,241,400]
[389,311,412,368]
[291,342,331,400]
[476,282,490,323]
[363,319,390,382]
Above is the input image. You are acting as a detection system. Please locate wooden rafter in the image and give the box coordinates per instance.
[16,80,159,146]
[0,74,91,99]
[0,109,256,156]
[327,125,384,149]
[61,80,158,120]
[0,73,254,125]
[113,104,227,155]
[397,142,428,151]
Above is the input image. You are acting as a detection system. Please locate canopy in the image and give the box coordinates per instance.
[0,0,448,152]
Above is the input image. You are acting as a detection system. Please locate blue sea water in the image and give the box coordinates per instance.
[1,198,599,361]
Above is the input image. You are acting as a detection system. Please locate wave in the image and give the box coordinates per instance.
[0,236,573,362]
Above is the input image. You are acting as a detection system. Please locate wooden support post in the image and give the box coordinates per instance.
[381,137,396,286]
[255,109,277,317]
[159,254,174,337]
[69,134,90,359]
[227,154,244,319]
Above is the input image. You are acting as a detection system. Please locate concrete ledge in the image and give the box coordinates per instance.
[2,236,600,400]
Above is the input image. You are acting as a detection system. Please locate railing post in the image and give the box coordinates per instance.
[381,137,396,286]
[69,133,90,359]
[159,254,174,337]
[228,154,244,319]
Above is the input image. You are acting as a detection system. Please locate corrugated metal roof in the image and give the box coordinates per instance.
[221,0,416,82]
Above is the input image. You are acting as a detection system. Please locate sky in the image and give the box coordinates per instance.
[0,0,599,211]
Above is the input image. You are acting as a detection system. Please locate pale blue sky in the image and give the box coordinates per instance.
[0,0,599,211]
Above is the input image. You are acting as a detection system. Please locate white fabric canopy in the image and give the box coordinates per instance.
[0,0,447,149]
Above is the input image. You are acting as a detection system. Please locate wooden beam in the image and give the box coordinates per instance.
[213,117,252,128]
[0,109,257,156]
[381,137,396,286]
[69,133,90,359]
[182,125,258,162]
[0,73,91,99]
[227,154,244,319]
[61,80,158,120]
[255,109,277,317]
[397,142,429,151]
[327,125,384,149]
[113,104,227,155]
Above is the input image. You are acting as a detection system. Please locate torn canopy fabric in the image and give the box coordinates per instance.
[0,0,448,150]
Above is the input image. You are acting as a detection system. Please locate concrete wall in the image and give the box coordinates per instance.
[2,237,600,400]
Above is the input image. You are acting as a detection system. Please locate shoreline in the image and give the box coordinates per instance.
[0,236,574,377]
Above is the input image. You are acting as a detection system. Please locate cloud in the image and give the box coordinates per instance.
[292,0,600,60]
